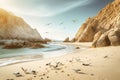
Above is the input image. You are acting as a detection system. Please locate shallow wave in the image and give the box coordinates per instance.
[44,47,66,52]
[0,43,75,67]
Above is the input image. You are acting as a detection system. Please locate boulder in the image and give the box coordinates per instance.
[76,47,80,49]
[63,37,70,42]
[2,40,45,49]
[23,41,45,49]
[44,38,52,42]
[95,33,111,47]
[0,40,5,45]
[93,28,120,47]
[71,38,76,42]
[108,28,120,46]
[3,43,23,49]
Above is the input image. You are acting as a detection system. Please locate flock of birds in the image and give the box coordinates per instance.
[46,19,78,26]
[45,19,78,34]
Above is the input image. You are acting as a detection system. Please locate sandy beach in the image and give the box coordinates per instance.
[0,43,120,80]
[0,0,120,80]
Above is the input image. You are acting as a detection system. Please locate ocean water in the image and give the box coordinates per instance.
[0,42,76,66]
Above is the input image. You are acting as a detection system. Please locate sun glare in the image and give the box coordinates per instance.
[0,0,14,11]
[0,0,7,9]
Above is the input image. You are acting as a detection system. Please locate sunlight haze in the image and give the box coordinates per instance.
[0,0,113,40]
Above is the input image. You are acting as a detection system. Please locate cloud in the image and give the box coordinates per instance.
[0,0,94,17]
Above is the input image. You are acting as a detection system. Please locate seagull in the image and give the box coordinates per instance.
[45,32,48,33]
[46,23,52,26]
[60,22,64,25]
[72,19,78,23]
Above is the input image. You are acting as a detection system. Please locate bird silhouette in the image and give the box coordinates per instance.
[46,23,52,26]
[72,19,77,23]
[45,32,49,33]
[60,22,64,25]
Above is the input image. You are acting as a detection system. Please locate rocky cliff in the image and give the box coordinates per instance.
[74,0,120,47]
[0,8,43,41]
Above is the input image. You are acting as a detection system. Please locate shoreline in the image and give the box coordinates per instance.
[0,42,89,67]
[0,43,120,80]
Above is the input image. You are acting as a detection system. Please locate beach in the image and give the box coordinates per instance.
[0,0,120,80]
[0,43,120,80]
[0,42,76,67]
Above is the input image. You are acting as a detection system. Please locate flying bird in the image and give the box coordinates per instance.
[60,22,64,25]
[45,32,49,33]
[46,23,52,26]
[72,19,78,23]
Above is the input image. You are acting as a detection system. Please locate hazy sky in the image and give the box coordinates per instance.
[0,0,113,40]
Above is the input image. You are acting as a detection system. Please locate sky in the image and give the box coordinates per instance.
[0,0,113,40]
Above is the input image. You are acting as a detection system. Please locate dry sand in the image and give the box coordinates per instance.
[0,43,120,80]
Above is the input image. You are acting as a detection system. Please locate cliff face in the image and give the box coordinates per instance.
[0,9,43,41]
[74,0,120,47]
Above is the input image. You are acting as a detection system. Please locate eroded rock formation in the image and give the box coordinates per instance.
[74,0,120,47]
[0,8,43,41]
[0,8,46,49]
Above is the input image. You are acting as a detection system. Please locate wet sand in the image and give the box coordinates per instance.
[0,43,120,80]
